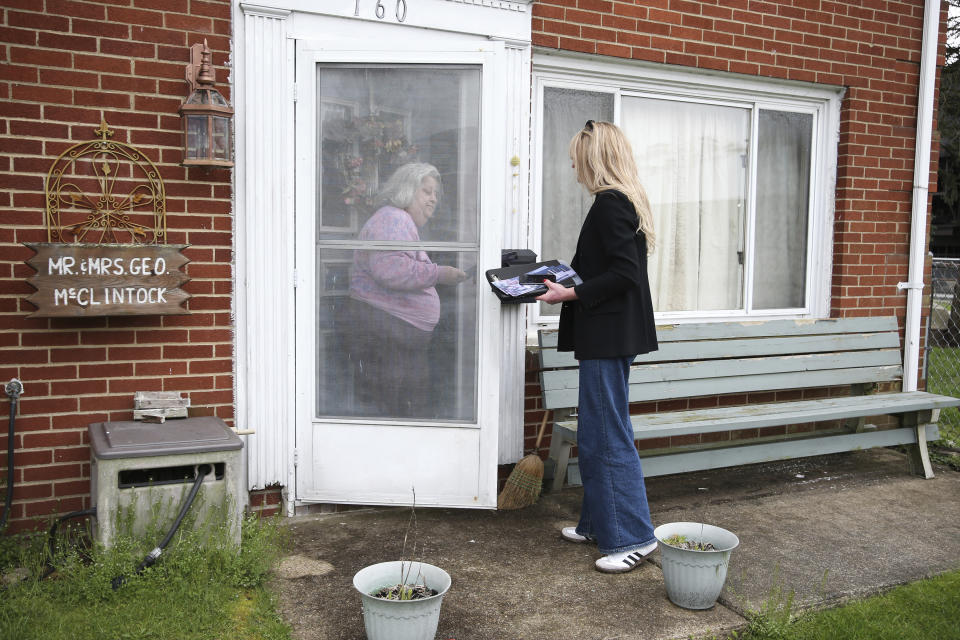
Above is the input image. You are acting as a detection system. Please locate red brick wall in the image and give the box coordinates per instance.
[0,0,234,532]
[248,485,283,518]
[518,0,947,460]
[0,2,946,517]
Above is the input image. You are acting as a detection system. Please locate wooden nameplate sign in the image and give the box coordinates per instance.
[25,243,191,317]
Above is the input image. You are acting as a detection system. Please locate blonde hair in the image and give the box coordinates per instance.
[569,121,655,254]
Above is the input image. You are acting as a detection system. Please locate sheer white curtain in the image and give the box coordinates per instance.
[623,97,749,312]
[754,110,811,309]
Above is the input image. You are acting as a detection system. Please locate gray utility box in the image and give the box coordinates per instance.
[89,417,244,548]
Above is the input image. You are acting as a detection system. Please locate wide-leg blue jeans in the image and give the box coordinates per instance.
[575,356,656,554]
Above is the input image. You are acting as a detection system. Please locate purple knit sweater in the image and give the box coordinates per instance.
[349,206,440,332]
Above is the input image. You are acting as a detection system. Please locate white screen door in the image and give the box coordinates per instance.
[294,40,503,508]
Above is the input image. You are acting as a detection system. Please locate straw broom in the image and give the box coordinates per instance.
[497,410,551,510]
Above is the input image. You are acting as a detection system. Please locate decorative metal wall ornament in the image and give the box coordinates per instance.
[44,119,167,245]
[26,120,190,317]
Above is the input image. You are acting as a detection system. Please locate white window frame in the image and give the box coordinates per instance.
[530,52,842,328]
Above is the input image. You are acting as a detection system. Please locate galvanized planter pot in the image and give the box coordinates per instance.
[654,522,740,610]
[352,561,451,640]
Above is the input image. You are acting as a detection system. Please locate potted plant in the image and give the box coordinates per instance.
[654,521,739,610]
[352,490,451,640]
[353,559,451,640]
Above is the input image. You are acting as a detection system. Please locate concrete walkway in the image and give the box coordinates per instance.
[272,448,960,640]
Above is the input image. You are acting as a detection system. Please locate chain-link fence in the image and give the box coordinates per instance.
[926,257,960,447]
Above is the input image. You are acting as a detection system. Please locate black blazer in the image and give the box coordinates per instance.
[557,190,658,360]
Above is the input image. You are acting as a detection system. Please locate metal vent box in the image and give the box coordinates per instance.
[89,417,244,548]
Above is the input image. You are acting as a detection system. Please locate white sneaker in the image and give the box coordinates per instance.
[560,527,594,543]
[594,540,658,573]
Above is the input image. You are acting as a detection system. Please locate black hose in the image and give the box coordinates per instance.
[111,463,211,589]
[1,379,23,532]
[40,508,97,580]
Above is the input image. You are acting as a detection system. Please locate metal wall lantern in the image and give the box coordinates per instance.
[179,41,234,168]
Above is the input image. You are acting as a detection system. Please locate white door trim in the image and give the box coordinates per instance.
[234,3,297,514]
[235,1,532,512]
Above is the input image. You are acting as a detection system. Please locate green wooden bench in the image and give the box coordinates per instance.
[539,316,960,491]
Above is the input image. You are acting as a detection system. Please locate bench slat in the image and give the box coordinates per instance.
[553,391,960,439]
[538,315,898,349]
[543,365,902,409]
[540,349,902,392]
[539,331,900,369]
[564,425,939,483]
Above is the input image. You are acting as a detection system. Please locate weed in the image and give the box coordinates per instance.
[373,487,437,601]
[724,566,797,640]
[927,346,960,447]
[930,449,960,471]
[663,533,716,551]
[735,583,796,639]
[0,529,46,576]
[0,512,290,640]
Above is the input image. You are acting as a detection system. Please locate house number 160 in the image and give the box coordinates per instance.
[355,0,408,22]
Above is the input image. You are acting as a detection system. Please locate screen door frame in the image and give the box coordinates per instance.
[293,40,505,508]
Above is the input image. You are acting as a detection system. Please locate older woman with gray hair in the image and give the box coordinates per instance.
[347,162,468,418]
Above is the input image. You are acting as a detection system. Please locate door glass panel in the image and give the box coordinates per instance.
[753,110,812,309]
[622,96,750,312]
[315,65,481,423]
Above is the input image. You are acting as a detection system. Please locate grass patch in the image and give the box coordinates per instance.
[729,568,960,640]
[927,347,960,447]
[930,449,960,472]
[0,511,291,640]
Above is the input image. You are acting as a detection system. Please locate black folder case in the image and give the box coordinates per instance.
[484,259,581,304]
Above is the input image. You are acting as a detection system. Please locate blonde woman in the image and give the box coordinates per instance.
[537,120,659,573]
